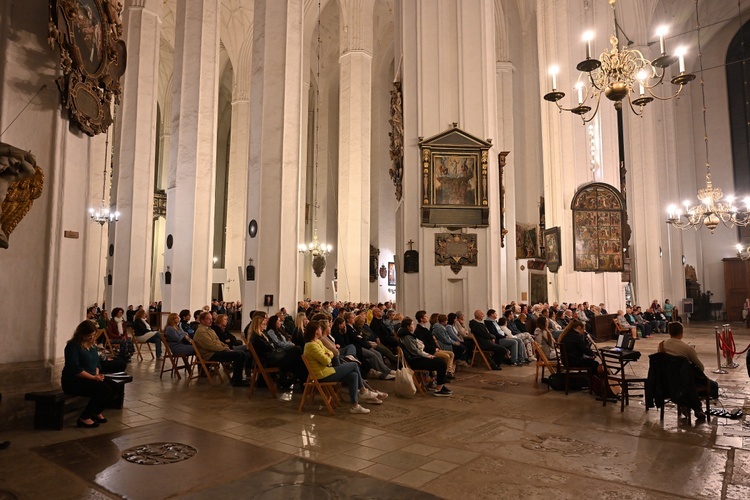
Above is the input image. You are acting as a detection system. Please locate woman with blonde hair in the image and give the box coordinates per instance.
[164,312,194,356]
[291,312,308,347]
[248,311,307,386]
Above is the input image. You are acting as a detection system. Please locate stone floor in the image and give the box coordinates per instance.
[1,322,749,499]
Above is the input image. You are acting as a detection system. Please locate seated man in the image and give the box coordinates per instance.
[468,310,509,370]
[193,311,249,387]
[631,306,653,337]
[659,322,719,419]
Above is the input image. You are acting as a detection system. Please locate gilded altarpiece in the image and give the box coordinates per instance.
[571,183,625,272]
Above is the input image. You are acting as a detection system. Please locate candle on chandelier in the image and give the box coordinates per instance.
[675,47,687,73]
[582,31,594,59]
[656,26,668,55]
[549,66,559,91]
[575,82,584,104]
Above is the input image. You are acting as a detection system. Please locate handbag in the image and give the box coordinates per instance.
[394,353,417,397]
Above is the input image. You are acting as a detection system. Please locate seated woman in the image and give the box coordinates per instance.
[290,312,308,347]
[265,315,297,350]
[132,309,162,358]
[398,318,452,397]
[212,314,244,349]
[533,316,557,360]
[178,309,196,337]
[498,317,535,361]
[557,319,599,375]
[248,313,307,387]
[107,307,135,361]
[303,321,381,413]
[616,310,638,339]
[163,313,195,357]
[61,321,120,428]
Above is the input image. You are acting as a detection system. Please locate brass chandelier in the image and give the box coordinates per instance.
[88,124,119,225]
[544,0,694,123]
[666,0,750,233]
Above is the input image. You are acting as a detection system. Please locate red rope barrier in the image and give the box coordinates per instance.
[717,328,750,358]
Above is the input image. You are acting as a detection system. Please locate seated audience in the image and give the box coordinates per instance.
[416,311,455,378]
[107,307,135,361]
[163,313,195,357]
[434,313,467,364]
[398,318,453,396]
[468,310,509,370]
[616,310,638,339]
[351,315,396,379]
[303,321,381,413]
[557,319,599,377]
[61,321,119,428]
[248,313,307,387]
[132,309,162,358]
[193,311,249,387]
[178,309,196,337]
[533,316,557,360]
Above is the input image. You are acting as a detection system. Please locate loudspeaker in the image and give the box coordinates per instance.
[164,270,172,285]
[404,250,419,273]
[246,264,255,281]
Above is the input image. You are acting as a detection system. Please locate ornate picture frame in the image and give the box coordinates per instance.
[48,0,127,136]
[544,226,561,273]
[388,262,396,286]
[419,125,491,227]
[435,233,478,274]
[571,183,626,272]
[515,223,538,259]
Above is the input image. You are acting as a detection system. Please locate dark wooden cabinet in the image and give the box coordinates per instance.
[591,313,618,342]
[723,258,750,322]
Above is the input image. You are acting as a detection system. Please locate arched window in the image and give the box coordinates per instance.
[727,19,750,196]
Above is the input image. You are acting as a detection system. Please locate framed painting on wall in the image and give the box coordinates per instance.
[387,262,396,286]
[516,223,538,259]
[571,183,625,272]
[544,226,561,273]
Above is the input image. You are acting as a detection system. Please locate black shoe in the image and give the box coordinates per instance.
[93,416,108,424]
[77,419,99,428]
[490,362,502,371]
[445,373,456,380]
[0,441,10,450]
[232,380,250,387]
[434,386,453,397]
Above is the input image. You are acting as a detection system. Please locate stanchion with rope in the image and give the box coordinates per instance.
[713,324,747,373]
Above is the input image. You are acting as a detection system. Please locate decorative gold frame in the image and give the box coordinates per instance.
[435,232,478,274]
[419,124,491,227]
[571,183,626,272]
[48,0,126,136]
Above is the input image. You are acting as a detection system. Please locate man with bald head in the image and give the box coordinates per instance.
[467,309,508,370]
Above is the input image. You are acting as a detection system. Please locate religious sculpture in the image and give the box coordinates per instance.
[0,142,44,249]
[388,81,404,201]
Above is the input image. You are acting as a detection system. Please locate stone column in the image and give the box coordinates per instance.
[336,0,375,303]
[537,0,623,307]
[224,40,252,303]
[162,0,220,313]
[106,0,161,310]
[242,0,304,312]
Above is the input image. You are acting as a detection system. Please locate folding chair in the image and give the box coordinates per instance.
[130,327,155,361]
[159,332,193,380]
[397,347,428,396]
[599,349,646,412]
[96,329,118,358]
[186,339,226,385]
[298,355,342,415]
[532,340,557,389]
[247,341,280,398]
[467,334,494,370]
[554,342,591,395]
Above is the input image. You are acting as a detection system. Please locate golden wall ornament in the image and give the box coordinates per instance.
[435,232,478,275]
[48,0,127,136]
[388,81,404,201]
[0,143,44,249]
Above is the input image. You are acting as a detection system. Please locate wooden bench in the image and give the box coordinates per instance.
[24,373,133,430]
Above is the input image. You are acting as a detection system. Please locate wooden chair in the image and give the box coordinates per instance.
[467,335,494,370]
[554,342,592,395]
[246,341,280,398]
[96,329,118,358]
[532,340,557,389]
[298,355,342,415]
[645,352,711,423]
[130,327,155,361]
[397,347,428,396]
[159,332,193,380]
[599,349,647,412]
[613,318,637,338]
[186,339,225,385]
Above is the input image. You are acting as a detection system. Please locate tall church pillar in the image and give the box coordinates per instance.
[537,0,623,307]
[162,0,220,313]
[242,0,304,312]
[494,62,515,304]
[107,0,161,310]
[224,41,252,303]
[395,0,499,314]
[336,0,375,303]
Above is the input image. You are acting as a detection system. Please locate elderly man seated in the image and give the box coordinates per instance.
[193,311,249,387]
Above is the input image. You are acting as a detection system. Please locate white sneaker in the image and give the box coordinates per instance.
[360,389,381,401]
[361,397,383,405]
[528,356,537,362]
[383,373,396,380]
[350,404,371,414]
[375,390,389,399]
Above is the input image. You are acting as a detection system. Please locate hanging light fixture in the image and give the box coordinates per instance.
[543,0,694,124]
[666,0,750,233]
[89,124,119,225]
[298,0,332,277]
[736,243,750,261]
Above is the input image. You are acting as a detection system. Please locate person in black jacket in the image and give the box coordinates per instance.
[557,320,599,375]
[468,310,508,370]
